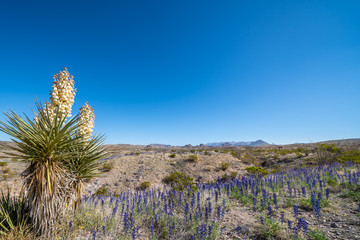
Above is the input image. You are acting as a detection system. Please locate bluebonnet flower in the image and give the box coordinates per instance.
[101,198,105,208]
[217,206,221,219]
[267,202,272,217]
[326,188,330,199]
[112,204,118,216]
[302,186,306,197]
[318,192,322,201]
[237,224,242,235]
[92,230,97,240]
[253,197,257,211]
[69,220,73,231]
[273,193,278,210]
[294,204,298,218]
[301,218,308,235]
[280,212,284,224]
[102,225,106,236]
[288,220,292,230]
[260,216,264,224]
[184,202,189,219]
[315,199,321,219]
[311,192,316,210]
[132,226,136,240]
[124,212,129,233]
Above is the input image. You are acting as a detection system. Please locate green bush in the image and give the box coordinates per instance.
[230,171,237,178]
[256,216,286,240]
[315,144,342,164]
[308,230,330,240]
[214,149,219,152]
[0,162,8,167]
[326,177,338,187]
[190,150,195,153]
[204,151,209,155]
[138,181,151,190]
[220,162,229,171]
[338,150,360,164]
[169,153,176,158]
[245,166,269,176]
[163,172,196,191]
[188,154,198,162]
[101,162,114,172]
[95,186,108,196]
[220,172,237,182]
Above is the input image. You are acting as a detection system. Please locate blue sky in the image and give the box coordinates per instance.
[0,0,359,145]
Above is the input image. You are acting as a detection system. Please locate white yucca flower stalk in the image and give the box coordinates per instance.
[49,67,76,120]
[78,102,95,139]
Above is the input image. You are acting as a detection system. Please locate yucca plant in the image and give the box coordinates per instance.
[0,68,106,237]
[65,133,107,210]
[0,102,87,236]
[0,189,31,238]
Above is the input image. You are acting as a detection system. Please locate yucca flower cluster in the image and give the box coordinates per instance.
[78,102,95,139]
[49,67,76,119]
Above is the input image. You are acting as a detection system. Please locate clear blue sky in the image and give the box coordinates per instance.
[0,0,359,145]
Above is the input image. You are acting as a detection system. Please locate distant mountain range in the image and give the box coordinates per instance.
[205,140,269,147]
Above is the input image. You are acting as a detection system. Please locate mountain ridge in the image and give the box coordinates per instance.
[205,139,269,147]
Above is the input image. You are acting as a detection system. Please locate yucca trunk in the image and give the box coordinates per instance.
[22,160,74,237]
[70,180,83,211]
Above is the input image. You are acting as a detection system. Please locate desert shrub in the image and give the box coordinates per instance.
[214,149,219,152]
[245,166,269,176]
[101,162,114,172]
[190,150,195,153]
[135,152,141,156]
[95,186,108,196]
[138,181,151,190]
[169,153,176,158]
[163,172,196,191]
[315,144,342,164]
[337,150,360,164]
[339,187,360,201]
[270,165,283,174]
[204,151,209,155]
[0,162,8,167]
[188,154,198,162]
[220,172,237,182]
[220,162,229,171]
[2,167,11,174]
[326,177,338,187]
[255,216,288,240]
[171,149,176,152]
[308,230,330,240]
[230,151,240,159]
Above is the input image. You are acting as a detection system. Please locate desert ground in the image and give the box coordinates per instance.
[0,139,359,239]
